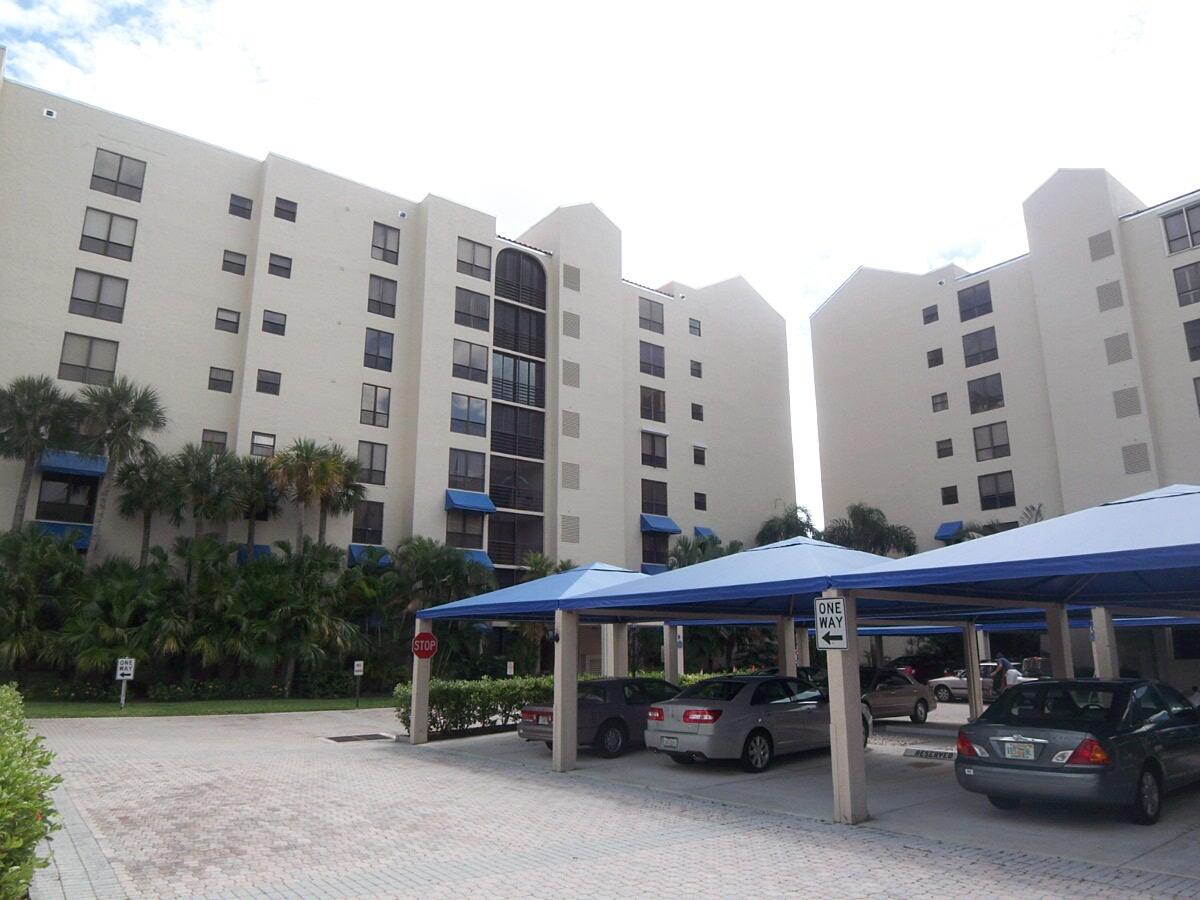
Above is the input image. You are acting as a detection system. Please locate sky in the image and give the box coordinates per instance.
[2,0,1198,525]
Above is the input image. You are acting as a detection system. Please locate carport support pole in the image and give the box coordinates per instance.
[824,590,868,825]
[1091,607,1120,679]
[976,629,991,663]
[552,609,579,773]
[1045,605,1075,679]
[795,626,811,668]
[409,620,431,746]
[962,622,983,722]
[662,625,681,683]
[776,617,797,677]
[870,635,885,668]
[601,624,615,676]
[610,623,629,677]
[1153,627,1174,682]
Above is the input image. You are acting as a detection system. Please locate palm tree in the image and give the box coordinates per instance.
[77,377,167,564]
[317,445,364,545]
[669,535,741,569]
[116,452,183,566]
[0,375,79,531]
[1020,503,1045,526]
[821,502,917,556]
[0,525,82,675]
[230,455,281,560]
[270,439,334,549]
[52,558,151,674]
[755,503,817,547]
[174,444,240,540]
[946,519,1008,544]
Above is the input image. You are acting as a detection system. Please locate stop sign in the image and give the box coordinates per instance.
[412,632,438,659]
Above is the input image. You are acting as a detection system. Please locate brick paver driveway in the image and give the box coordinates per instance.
[30,710,1200,899]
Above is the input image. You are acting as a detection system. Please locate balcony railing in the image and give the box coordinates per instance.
[487,539,544,567]
[495,277,546,310]
[491,431,544,460]
[493,327,545,359]
[489,485,544,513]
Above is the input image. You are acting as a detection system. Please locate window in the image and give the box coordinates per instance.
[641,386,666,422]
[941,485,958,505]
[250,432,275,457]
[693,445,706,465]
[639,297,665,333]
[974,421,1010,461]
[488,511,543,566]
[222,250,247,275]
[978,470,1016,510]
[494,301,546,357]
[642,532,669,566]
[451,393,488,437]
[922,304,938,324]
[691,403,704,421]
[446,509,484,549]
[274,197,297,221]
[1186,319,1200,362]
[58,333,117,385]
[208,367,234,392]
[957,282,992,321]
[361,384,390,428]
[494,248,545,307]
[453,340,490,383]
[1174,263,1200,308]
[1164,204,1200,253]
[353,501,384,545]
[357,441,387,485]
[80,208,136,260]
[36,473,97,523]
[967,373,1004,414]
[641,432,667,468]
[201,429,227,454]
[262,310,286,335]
[936,438,953,459]
[927,348,943,368]
[640,342,665,378]
[454,287,489,330]
[69,269,127,322]
[642,479,668,515]
[492,352,545,407]
[215,308,240,333]
[364,328,394,371]
[90,148,145,201]
[690,360,703,378]
[490,403,543,458]
[256,369,281,395]
[372,222,400,264]
[448,448,485,491]
[489,456,544,511]
[268,254,291,278]
[457,237,492,280]
[368,275,397,318]
[229,194,253,219]
[689,318,702,337]
[694,492,707,511]
[963,326,999,367]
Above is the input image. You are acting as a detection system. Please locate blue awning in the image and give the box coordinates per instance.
[640,514,681,534]
[236,544,273,564]
[641,563,670,575]
[694,526,717,539]
[348,544,392,567]
[445,490,497,514]
[39,450,107,477]
[934,520,963,541]
[463,549,494,569]
[37,521,91,550]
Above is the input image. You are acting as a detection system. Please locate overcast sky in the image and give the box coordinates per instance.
[2,0,1196,525]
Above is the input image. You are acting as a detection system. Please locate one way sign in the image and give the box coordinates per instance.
[815,597,848,651]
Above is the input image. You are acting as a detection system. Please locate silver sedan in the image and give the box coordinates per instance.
[645,675,872,773]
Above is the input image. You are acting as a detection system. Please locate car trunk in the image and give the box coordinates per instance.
[654,699,709,734]
[523,704,554,727]
[967,722,1110,768]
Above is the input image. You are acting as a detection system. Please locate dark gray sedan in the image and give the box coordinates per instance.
[518,677,680,758]
[956,679,1200,824]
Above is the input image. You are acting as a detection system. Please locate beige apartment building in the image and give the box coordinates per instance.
[0,54,795,590]
[813,168,1200,553]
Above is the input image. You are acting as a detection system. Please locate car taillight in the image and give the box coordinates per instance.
[682,708,722,724]
[647,707,664,721]
[520,710,536,722]
[1066,737,1111,766]
[956,730,977,757]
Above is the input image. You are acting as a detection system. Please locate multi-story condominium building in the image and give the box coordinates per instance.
[813,168,1200,552]
[0,54,795,587]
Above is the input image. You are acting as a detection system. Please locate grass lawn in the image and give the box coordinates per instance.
[25,696,398,718]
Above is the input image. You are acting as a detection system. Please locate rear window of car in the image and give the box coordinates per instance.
[678,680,745,702]
[579,684,607,702]
[980,684,1124,727]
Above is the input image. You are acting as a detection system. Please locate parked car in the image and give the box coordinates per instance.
[886,655,956,684]
[956,678,1200,824]
[518,677,680,758]
[800,666,937,723]
[930,662,1035,703]
[645,674,873,773]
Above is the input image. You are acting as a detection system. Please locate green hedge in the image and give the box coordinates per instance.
[0,684,60,899]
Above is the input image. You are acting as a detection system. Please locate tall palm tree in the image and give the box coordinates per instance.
[115,451,183,566]
[821,502,917,556]
[317,445,364,545]
[755,503,817,547]
[174,444,239,540]
[77,377,167,564]
[0,525,82,674]
[230,455,281,560]
[270,439,334,549]
[0,375,79,531]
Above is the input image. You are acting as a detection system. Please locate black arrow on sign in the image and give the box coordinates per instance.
[822,631,844,644]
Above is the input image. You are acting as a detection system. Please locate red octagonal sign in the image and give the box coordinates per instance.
[412,632,438,659]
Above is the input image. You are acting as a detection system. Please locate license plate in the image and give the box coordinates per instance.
[1003,742,1035,760]
[660,736,679,750]
[537,715,550,726]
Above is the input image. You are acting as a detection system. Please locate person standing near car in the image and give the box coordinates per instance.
[1004,661,1022,690]
[992,658,1010,696]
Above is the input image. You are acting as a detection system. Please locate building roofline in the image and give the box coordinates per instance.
[622,278,675,299]
[497,235,552,257]
[1119,186,1200,221]
[954,253,1029,282]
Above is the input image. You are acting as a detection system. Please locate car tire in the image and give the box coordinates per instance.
[668,752,695,765]
[862,716,870,748]
[934,685,953,703]
[544,741,553,750]
[987,795,1021,810]
[741,730,773,773]
[1130,766,1163,825]
[594,720,627,759]
[910,700,929,724]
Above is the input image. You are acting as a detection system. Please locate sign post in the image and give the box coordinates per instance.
[506,660,515,677]
[814,596,848,652]
[115,657,135,710]
[353,660,364,708]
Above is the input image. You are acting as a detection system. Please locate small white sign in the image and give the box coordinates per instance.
[506,660,515,676]
[815,597,848,651]
[353,660,364,677]
[116,657,136,681]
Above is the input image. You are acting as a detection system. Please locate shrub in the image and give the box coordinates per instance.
[0,684,60,899]
[395,675,554,735]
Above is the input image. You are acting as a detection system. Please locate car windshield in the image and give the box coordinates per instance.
[678,680,745,702]
[980,684,1123,727]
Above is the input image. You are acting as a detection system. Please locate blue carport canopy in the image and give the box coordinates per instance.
[39,450,106,477]
[934,520,962,542]
[444,489,496,514]
[640,514,681,534]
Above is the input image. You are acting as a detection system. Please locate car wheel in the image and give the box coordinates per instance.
[987,795,1021,810]
[862,716,871,748]
[741,730,773,773]
[594,720,627,759]
[910,700,929,724]
[934,685,953,703]
[1130,766,1163,825]
[544,741,553,750]
[669,752,695,765]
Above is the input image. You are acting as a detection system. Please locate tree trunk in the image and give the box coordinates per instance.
[245,515,257,562]
[295,503,306,552]
[193,514,203,541]
[11,455,35,532]
[318,499,329,546]
[283,654,296,698]
[139,509,152,568]
[85,459,118,568]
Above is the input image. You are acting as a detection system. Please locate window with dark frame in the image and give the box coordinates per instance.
[694,492,707,511]
[200,429,227,454]
[80,208,136,260]
[973,421,1010,461]
[641,479,668,515]
[962,326,999,367]
[58,333,118,385]
[372,222,400,264]
[492,352,545,407]
[268,254,292,278]
[445,509,484,549]
[90,148,146,201]
[978,470,1015,510]
[490,403,542,457]
[368,275,397,318]
[448,448,485,491]
[215,308,240,333]
[693,446,706,465]
[256,369,281,395]
[641,431,667,468]
[936,438,953,459]
[922,304,938,324]
[453,339,489,383]
[487,511,543,565]
[493,300,546,357]
[941,485,958,505]
[640,341,665,377]
[353,500,384,545]
[208,367,234,392]
[642,532,669,566]
[691,403,704,422]
[69,269,127,322]
[222,250,247,274]
[229,194,253,219]
[1186,319,1200,362]
[931,392,949,413]
[250,432,275,457]
[364,328,394,371]
[640,386,666,422]
[494,249,544,307]
[450,393,488,437]
[689,318,702,336]
[357,441,388,485]
[454,287,489,330]
[967,372,1004,414]
[274,197,297,221]
[1174,262,1200,307]
[1163,204,1200,253]
[639,297,664,333]
[457,237,492,280]
[957,282,992,321]
[262,310,286,335]
[927,348,944,368]
[36,473,97,524]
[360,384,390,428]
[690,360,703,378]
[489,456,544,512]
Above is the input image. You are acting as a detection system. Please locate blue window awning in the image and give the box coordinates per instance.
[640,514,681,534]
[641,563,670,575]
[694,526,717,539]
[37,521,91,550]
[445,489,497,514]
[463,549,494,569]
[236,544,273,564]
[348,544,392,567]
[934,520,964,542]
[39,450,107,477]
